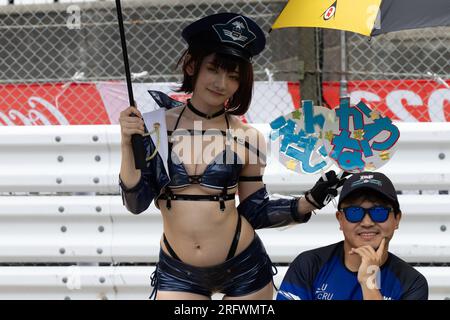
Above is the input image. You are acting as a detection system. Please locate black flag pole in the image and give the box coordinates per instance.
[115,0,146,169]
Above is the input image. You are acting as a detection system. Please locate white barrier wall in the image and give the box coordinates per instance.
[0,123,449,299]
[0,266,448,300]
[1,195,449,264]
[1,122,449,193]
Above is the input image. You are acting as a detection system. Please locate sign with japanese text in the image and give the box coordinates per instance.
[322,97,400,172]
[270,100,333,174]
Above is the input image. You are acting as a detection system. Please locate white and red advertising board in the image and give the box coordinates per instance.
[1,80,448,125]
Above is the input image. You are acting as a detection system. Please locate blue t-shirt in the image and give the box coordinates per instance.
[277,241,428,300]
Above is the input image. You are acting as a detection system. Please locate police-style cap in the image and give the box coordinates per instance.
[338,172,401,213]
[182,12,266,62]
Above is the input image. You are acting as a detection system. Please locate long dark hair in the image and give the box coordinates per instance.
[177,44,254,115]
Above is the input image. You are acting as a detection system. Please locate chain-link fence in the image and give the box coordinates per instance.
[0,0,448,125]
[321,27,450,122]
[0,0,301,125]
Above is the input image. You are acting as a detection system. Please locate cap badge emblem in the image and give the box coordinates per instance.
[213,16,256,48]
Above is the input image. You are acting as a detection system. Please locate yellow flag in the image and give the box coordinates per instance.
[272,0,382,36]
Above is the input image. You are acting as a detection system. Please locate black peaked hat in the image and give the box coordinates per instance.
[338,172,401,213]
[182,12,266,62]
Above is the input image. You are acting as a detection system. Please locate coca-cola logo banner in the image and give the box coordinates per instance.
[0,83,108,126]
[323,80,450,122]
[1,80,448,125]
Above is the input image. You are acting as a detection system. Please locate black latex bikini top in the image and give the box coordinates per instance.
[167,103,263,191]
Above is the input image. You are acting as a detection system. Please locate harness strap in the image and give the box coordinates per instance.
[238,175,263,182]
[163,233,182,261]
[159,193,236,202]
[225,214,242,260]
[162,215,242,264]
[173,105,187,131]
[220,179,228,212]
[165,188,173,210]
[232,136,266,163]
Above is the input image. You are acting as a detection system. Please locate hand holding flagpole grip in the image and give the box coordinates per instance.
[115,0,146,169]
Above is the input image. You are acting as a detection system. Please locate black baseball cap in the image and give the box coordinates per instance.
[182,12,266,62]
[338,172,401,213]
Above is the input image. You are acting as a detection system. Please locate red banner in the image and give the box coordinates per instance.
[0,83,109,125]
[323,80,450,122]
[1,80,449,125]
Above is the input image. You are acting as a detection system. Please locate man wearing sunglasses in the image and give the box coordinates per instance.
[277,172,428,300]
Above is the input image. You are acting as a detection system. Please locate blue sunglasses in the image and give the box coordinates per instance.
[341,206,393,223]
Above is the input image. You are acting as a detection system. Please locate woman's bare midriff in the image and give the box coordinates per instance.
[157,185,254,267]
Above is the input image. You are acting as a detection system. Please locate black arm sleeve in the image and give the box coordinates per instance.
[119,136,159,215]
[237,186,312,229]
